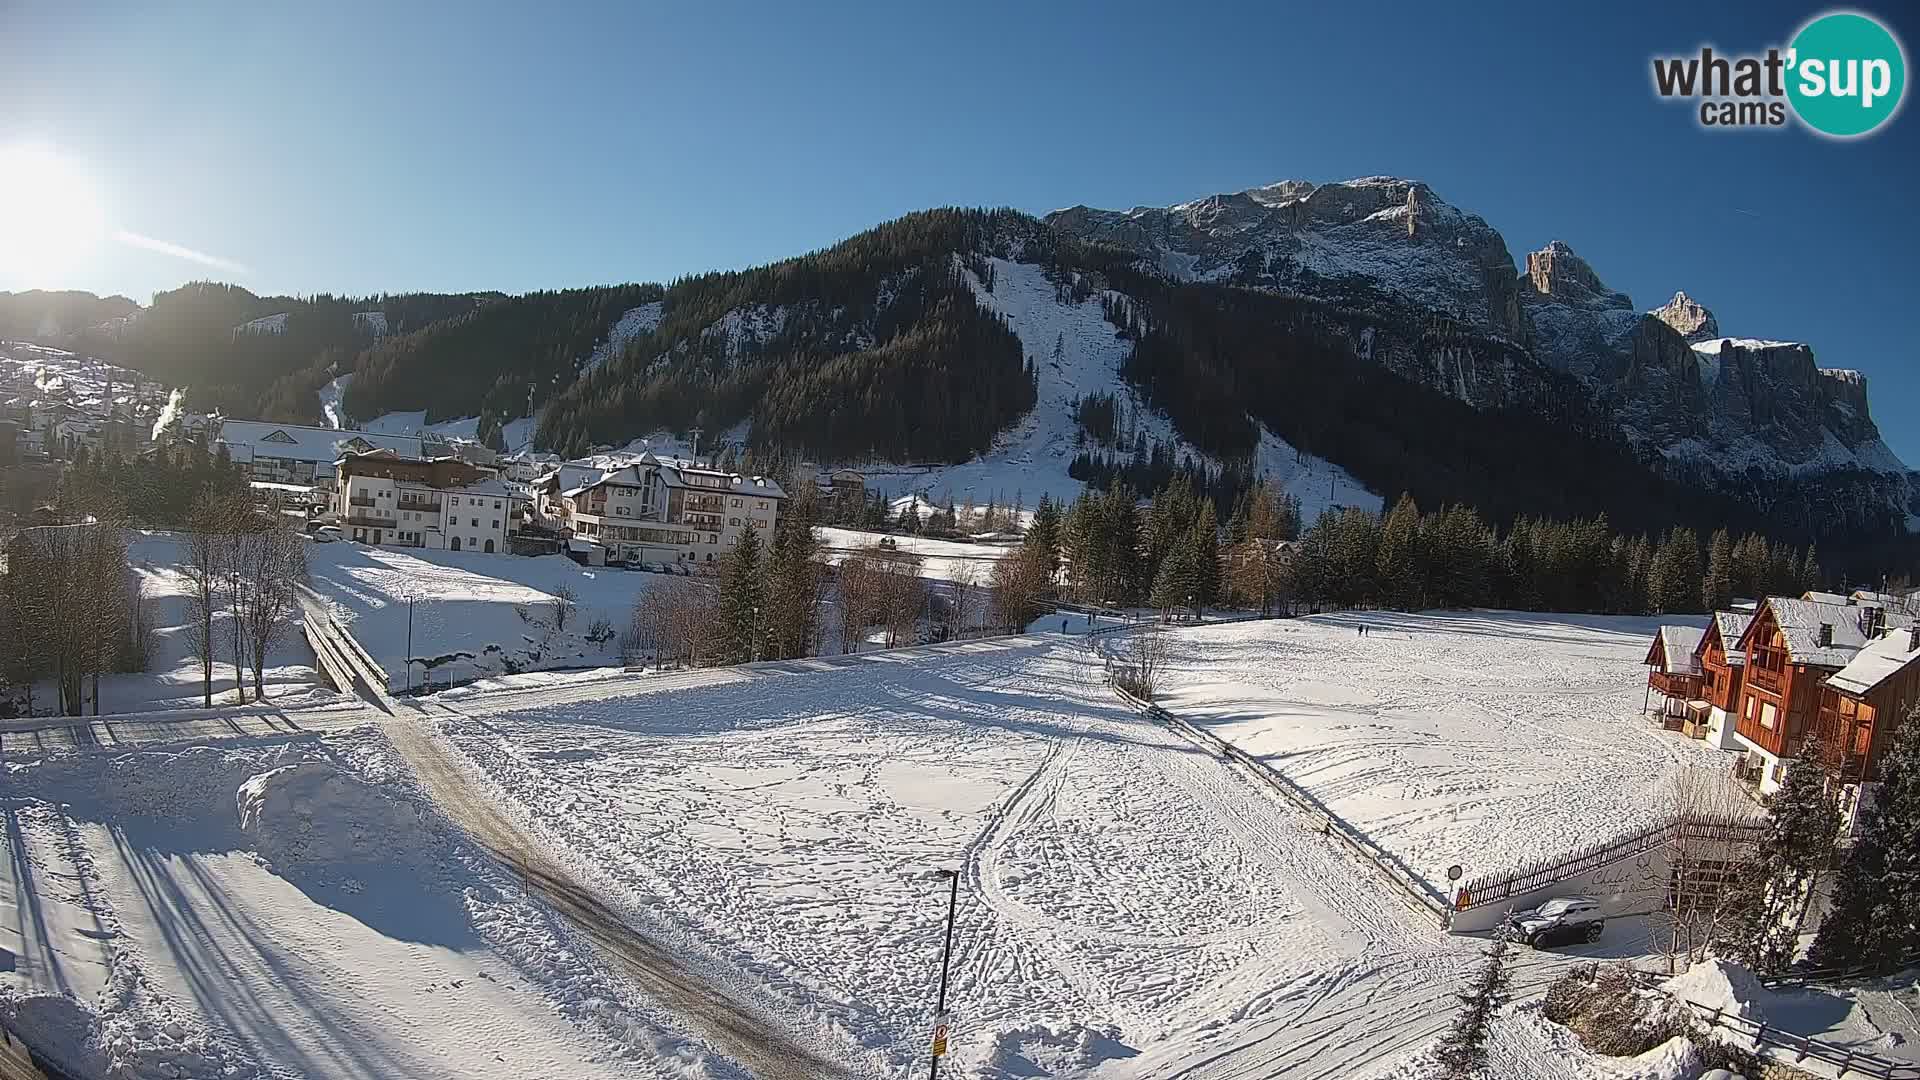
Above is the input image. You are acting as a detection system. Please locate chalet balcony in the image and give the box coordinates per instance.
[343,512,395,528]
[348,495,379,509]
[1647,671,1704,699]
[1747,665,1785,694]
[398,499,443,513]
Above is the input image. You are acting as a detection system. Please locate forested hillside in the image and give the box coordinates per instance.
[0,290,139,339]
[66,284,489,422]
[535,209,1042,461]
[340,284,667,433]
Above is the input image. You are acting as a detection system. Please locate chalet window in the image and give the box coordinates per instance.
[1760,702,1778,730]
[491,520,499,529]
[731,498,742,507]
[729,517,740,527]
[494,500,502,510]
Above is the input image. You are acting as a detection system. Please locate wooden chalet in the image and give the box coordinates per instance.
[1813,622,1920,786]
[1644,625,1705,725]
[1690,611,1751,750]
[1732,596,1895,793]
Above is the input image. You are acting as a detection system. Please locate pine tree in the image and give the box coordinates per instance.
[1724,749,1842,973]
[1433,931,1512,1078]
[1704,528,1734,612]
[1026,494,1062,574]
[1376,493,1423,611]
[718,525,766,665]
[1192,500,1220,612]
[1810,705,1920,971]
[1150,529,1201,620]
[1800,545,1822,595]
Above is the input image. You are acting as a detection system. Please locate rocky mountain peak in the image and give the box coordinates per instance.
[1522,241,1631,310]
[1651,290,1720,343]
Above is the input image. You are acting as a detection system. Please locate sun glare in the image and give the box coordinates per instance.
[0,143,109,279]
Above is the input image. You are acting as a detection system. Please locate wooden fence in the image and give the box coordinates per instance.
[1453,814,1767,913]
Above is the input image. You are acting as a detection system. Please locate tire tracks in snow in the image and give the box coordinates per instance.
[385,722,857,1080]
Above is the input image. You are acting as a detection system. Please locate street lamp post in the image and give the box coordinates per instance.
[406,597,415,692]
[929,868,959,1080]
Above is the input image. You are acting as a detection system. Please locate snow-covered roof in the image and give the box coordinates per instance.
[446,476,524,501]
[1647,626,1704,674]
[217,420,423,464]
[1826,626,1920,698]
[563,453,789,501]
[1746,596,1907,669]
[1704,611,1752,666]
[1803,590,1851,606]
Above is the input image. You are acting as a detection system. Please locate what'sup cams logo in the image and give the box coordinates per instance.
[1652,10,1906,137]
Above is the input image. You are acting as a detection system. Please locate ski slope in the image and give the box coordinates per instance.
[856,257,1376,521]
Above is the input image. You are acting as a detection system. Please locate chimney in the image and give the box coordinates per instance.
[1818,623,1833,648]
[1860,606,1882,638]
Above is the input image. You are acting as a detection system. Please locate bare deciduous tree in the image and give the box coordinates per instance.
[551,581,579,632]
[237,521,308,699]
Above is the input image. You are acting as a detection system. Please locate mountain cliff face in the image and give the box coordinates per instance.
[1045,178,1914,536]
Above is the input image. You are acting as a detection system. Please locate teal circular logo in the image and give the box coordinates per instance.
[1787,12,1906,137]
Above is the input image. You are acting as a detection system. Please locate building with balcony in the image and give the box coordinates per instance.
[1691,611,1752,750]
[334,449,526,553]
[1644,625,1705,726]
[1730,595,1910,795]
[1812,623,1920,831]
[559,450,786,566]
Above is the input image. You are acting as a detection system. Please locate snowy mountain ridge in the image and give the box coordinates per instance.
[1046,176,1914,534]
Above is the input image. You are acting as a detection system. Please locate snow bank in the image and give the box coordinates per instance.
[1661,959,1768,1023]
[236,762,433,870]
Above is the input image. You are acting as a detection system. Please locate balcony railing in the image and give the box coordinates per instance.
[343,513,395,527]
[398,500,443,513]
[1748,665,1785,693]
[348,496,378,508]
[1648,671,1704,699]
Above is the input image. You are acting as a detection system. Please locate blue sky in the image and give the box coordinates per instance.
[2,0,1915,462]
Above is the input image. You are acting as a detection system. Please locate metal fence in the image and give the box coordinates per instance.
[1679,1000,1920,1079]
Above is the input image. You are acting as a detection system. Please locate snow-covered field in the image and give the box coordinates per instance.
[427,637,1502,1079]
[16,533,332,716]
[1152,610,1733,892]
[817,526,1014,585]
[0,727,710,1079]
[305,544,653,689]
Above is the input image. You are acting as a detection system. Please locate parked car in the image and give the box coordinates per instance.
[309,525,343,543]
[1504,896,1603,947]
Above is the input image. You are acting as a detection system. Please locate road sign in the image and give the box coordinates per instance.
[1446,864,1464,882]
[930,1012,950,1057]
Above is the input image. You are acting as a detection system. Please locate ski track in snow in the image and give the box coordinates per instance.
[423,637,1545,1080]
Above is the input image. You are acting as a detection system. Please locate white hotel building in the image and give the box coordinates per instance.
[559,450,785,566]
[334,449,527,553]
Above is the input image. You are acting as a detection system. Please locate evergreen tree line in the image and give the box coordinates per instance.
[1292,496,1822,615]
[57,432,251,528]
[1067,436,1254,513]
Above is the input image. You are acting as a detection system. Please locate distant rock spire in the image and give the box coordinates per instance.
[1651,290,1720,344]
